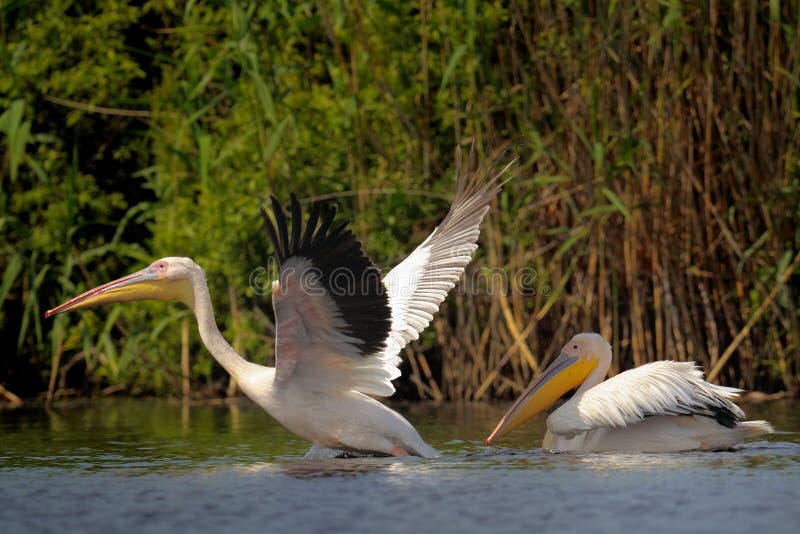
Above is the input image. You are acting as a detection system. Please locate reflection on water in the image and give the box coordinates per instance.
[0,399,798,532]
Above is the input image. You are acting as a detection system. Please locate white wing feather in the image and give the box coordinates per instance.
[381,149,513,366]
[547,361,745,436]
[272,148,512,398]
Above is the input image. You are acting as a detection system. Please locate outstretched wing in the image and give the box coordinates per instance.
[263,147,512,397]
[381,146,513,364]
[548,361,746,436]
[262,195,395,395]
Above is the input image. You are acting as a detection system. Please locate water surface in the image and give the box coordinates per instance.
[1,399,798,533]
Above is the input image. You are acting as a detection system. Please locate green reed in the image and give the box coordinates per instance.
[0,1,797,403]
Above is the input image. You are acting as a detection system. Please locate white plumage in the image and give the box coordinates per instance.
[47,147,512,458]
[549,361,744,436]
[487,332,773,452]
[267,149,511,402]
[382,154,508,368]
[257,148,512,456]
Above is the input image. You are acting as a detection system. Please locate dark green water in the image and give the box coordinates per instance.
[1,399,798,533]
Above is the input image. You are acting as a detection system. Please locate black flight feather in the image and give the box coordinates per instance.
[264,195,391,356]
[708,405,739,428]
[261,208,282,268]
[643,394,740,429]
[290,194,302,254]
[314,206,337,247]
[300,202,320,249]
[270,196,289,262]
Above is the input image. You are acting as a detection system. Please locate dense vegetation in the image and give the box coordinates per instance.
[1,1,798,404]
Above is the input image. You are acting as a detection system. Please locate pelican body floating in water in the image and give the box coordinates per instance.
[46,147,511,458]
[486,333,773,452]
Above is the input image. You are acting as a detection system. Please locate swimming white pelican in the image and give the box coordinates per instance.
[485,333,773,452]
[46,147,512,458]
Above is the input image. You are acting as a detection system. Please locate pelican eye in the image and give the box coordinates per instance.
[150,261,169,274]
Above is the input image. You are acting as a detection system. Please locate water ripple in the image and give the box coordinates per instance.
[1,399,798,533]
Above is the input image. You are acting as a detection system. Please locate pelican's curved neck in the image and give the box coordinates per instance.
[190,274,252,382]
[575,355,610,396]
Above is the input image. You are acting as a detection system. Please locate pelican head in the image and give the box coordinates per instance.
[45,257,199,318]
[485,332,610,445]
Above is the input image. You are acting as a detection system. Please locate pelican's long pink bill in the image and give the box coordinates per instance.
[45,262,193,318]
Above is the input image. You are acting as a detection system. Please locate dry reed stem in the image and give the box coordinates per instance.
[44,95,155,118]
[429,2,799,399]
[0,384,23,408]
[707,251,800,382]
[46,322,63,406]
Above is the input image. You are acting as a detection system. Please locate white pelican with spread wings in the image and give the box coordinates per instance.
[47,148,512,457]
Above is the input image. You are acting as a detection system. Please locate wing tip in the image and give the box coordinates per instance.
[453,140,516,198]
